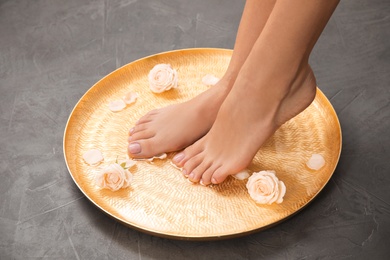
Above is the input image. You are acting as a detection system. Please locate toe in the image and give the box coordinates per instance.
[172,152,185,165]
[175,141,204,167]
[128,137,162,158]
[182,153,204,182]
[211,166,230,184]
[129,123,149,136]
[201,164,221,185]
[136,110,158,125]
[128,129,155,142]
[189,160,212,184]
[128,142,142,155]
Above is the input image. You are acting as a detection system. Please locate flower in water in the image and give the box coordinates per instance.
[95,163,133,191]
[246,170,286,205]
[148,64,178,93]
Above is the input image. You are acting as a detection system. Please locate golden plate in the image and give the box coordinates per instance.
[63,48,341,240]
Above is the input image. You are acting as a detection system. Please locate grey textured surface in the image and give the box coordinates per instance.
[1,0,389,259]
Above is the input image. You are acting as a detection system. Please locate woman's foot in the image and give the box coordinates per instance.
[173,63,317,185]
[127,78,232,158]
[127,0,280,159]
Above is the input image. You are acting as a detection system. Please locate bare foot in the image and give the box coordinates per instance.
[173,64,317,185]
[127,78,232,158]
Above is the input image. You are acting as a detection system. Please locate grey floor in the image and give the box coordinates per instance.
[1,0,389,259]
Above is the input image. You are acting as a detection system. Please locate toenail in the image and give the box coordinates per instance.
[129,127,135,135]
[182,169,187,177]
[128,136,132,142]
[173,152,184,163]
[128,143,141,154]
[189,172,194,180]
[211,177,217,184]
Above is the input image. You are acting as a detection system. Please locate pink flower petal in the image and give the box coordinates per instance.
[232,169,250,180]
[306,154,325,170]
[108,99,126,112]
[118,158,137,168]
[134,153,167,163]
[83,149,104,166]
[122,92,139,105]
[202,74,220,86]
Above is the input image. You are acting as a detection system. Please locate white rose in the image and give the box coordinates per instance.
[148,64,178,93]
[246,170,286,205]
[95,163,133,191]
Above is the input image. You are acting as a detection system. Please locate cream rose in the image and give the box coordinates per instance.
[148,64,178,93]
[246,170,286,205]
[95,163,133,191]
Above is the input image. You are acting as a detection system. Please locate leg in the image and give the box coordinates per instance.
[174,0,340,185]
[127,0,276,158]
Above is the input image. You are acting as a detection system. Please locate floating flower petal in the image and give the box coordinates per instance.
[306,154,325,170]
[232,169,250,180]
[118,158,137,169]
[122,92,138,105]
[134,153,168,163]
[202,74,220,86]
[108,99,126,112]
[83,149,104,166]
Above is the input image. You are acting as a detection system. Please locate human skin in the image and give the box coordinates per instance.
[127,0,277,157]
[173,0,340,185]
[128,0,340,186]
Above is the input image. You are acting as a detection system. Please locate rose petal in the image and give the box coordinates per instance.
[122,92,138,105]
[232,169,250,180]
[202,74,220,86]
[108,99,126,112]
[118,159,137,168]
[306,154,325,170]
[83,149,104,165]
[276,180,287,204]
[134,153,167,163]
[122,169,133,188]
[124,159,136,168]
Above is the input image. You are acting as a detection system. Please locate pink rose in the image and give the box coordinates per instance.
[246,170,286,205]
[148,64,178,93]
[95,163,133,191]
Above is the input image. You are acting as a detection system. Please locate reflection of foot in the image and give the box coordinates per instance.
[173,64,317,185]
[127,78,232,159]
